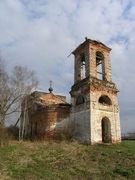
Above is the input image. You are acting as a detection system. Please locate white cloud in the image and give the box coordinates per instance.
[0,0,135,133]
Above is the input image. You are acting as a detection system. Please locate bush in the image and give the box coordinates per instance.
[6,125,19,140]
[0,124,9,147]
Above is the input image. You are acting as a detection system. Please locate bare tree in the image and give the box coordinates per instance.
[0,58,38,126]
[0,58,10,125]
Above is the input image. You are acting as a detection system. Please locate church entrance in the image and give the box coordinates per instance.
[102,117,111,143]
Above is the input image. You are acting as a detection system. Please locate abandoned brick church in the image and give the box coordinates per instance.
[20,38,121,144]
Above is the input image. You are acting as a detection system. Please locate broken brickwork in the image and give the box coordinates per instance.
[20,91,70,140]
[70,38,121,144]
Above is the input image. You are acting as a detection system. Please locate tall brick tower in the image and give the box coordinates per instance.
[70,38,121,144]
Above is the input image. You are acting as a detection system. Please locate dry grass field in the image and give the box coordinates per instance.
[0,140,135,180]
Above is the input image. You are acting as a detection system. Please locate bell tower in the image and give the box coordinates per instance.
[70,38,121,144]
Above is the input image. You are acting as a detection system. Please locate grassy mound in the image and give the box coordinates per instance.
[0,140,134,180]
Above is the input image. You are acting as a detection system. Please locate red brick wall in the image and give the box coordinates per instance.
[28,105,70,140]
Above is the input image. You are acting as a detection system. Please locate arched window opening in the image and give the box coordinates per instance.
[99,95,112,106]
[96,52,105,80]
[76,95,85,105]
[102,117,111,143]
[80,53,86,80]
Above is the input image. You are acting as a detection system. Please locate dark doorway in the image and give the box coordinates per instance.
[102,117,111,143]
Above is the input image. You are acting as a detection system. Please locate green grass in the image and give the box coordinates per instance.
[0,140,135,180]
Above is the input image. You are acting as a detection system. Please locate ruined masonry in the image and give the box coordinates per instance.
[20,38,121,144]
[70,38,121,143]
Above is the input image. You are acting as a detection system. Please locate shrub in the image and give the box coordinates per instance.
[0,124,9,147]
[6,125,19,140]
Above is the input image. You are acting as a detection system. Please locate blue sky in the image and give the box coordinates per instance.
[0,0,135,133]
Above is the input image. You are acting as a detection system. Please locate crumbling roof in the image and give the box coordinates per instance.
[30,91,69,106]
[72,38,111,54]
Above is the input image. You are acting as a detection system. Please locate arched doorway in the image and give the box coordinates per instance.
[102,117,111,143]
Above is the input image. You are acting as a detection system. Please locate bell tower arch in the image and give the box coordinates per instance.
[70,38,121,144]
